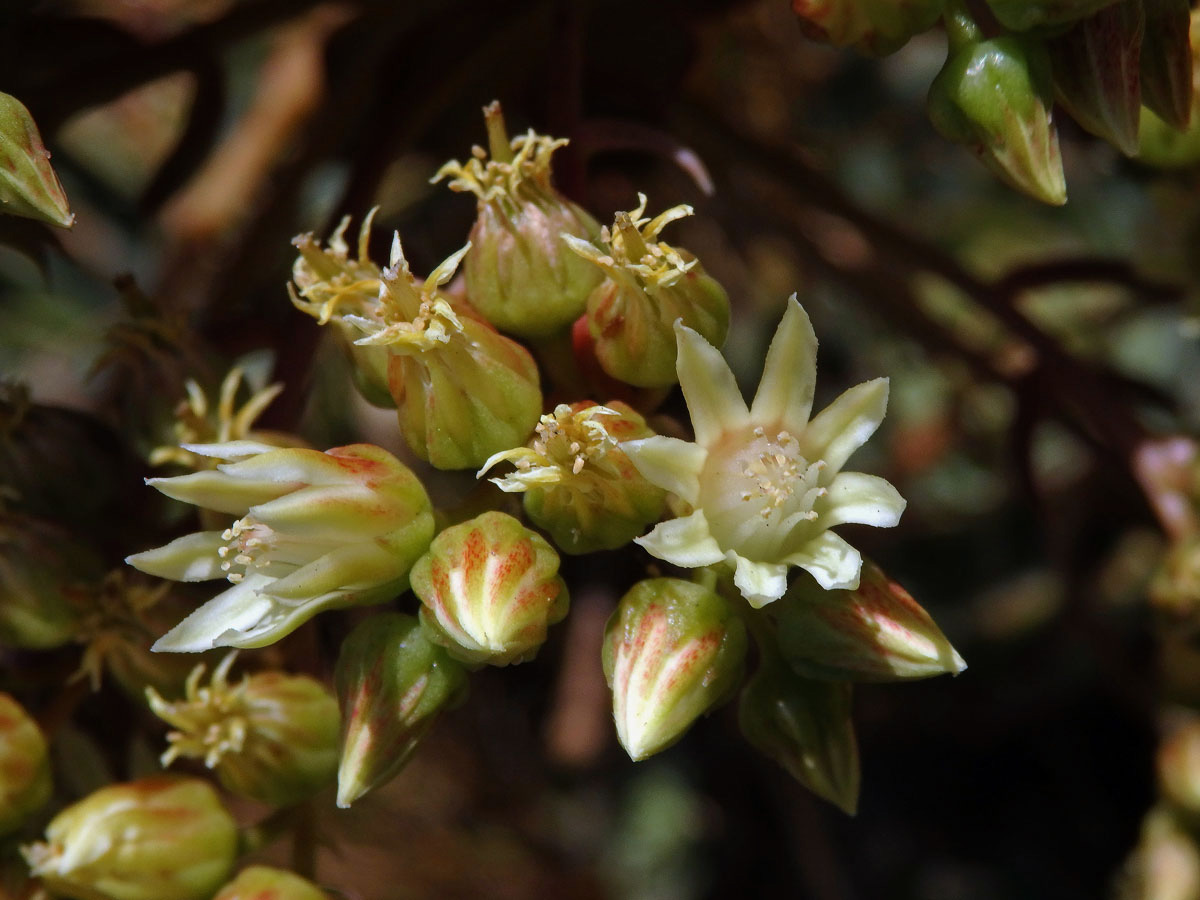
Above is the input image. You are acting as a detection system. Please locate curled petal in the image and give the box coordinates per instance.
[819,472,906,530]
[730,554,790,608]
[635,510,725,568]
[126,532,228,582]
[146,471,293,516]
[785,531,862,591]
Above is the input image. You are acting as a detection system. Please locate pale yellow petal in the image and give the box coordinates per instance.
[675,321,748,447]
[621,436,706,504]
[750,295,817,434]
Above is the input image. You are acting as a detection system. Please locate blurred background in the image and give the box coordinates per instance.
[3,1,1200,897]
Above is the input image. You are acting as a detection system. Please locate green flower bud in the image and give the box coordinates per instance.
[1138,9,1200,168]
[791,0,946,56]
[984,0,1120,31]
[1161,720,1200,822]
[348,238,543,470]
[127,441,434,652]
[1049,0,1145,156]
[737,658,859,814]
[928,10,1067,205]
[146,653,339,807]
[0,693,51,835]
[0,513,93,649]
[0,92,73,228]
[412,512,567,666]
[478,402,668,554]
[22,776,238,900]
[432,101,602,338]
[602,578,747,761]
[773,562,966,681]
[214,866,329,900]
[334,612,468,807]
[1141,0,1193,131]
[290,211,393,408]
[565,194,730,388]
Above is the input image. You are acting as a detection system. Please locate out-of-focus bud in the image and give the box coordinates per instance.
[0,92,72,228]
[791,0,946,56]
[1141,0,1193,131]
[0,514,93,649]
[564,194,730,388]
[1049,0,1145,156]
[603,578,747,761]
[1150,535,1200,619]
[0,693,51,836]
[432,101,602,338]
[149,360,299,473]
[1138,9,1200,168]
[214,866,330,900]
[348,238,543,470]
[738,658,859,814]
[773,562,966,681]
[290,211,393,407]
[1120,806,1200,900]
[928,6,1067,205]
[1159,717,1200,820]
[478,402,667,554]
[22,776,238,900]
[146,653,339,807]
[127,441,434,652]
[411,512,567,666]
[334,612,468,807]
[984,0,1120,31]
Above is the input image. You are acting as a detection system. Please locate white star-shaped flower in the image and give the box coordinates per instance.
[622,296,906,607]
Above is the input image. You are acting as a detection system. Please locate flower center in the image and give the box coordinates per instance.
[531,405,615,476]
[218,517,277,584]
[700,425,829,560]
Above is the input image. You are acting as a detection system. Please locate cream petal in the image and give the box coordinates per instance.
[621,436,706,504]
[250,484,398,538]
[731,554,790,608]
[750,295,818,435]
[151,574,279,652]
[785,532,863,591]
[217,447,351,486]
[262,541,408,601]
[675,321,748,447]
[125,532,228,582]
[803,378,889,473]
[634,510,725,568]
[181,440,281,459]
[146,470,292,515]
[819,472,906,530]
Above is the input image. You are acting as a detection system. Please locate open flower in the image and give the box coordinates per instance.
[621,296,905,607]
[127,441,434,651]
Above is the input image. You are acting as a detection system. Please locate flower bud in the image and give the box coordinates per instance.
[1138,9,1200,168]
[147,653,339,807]
[348,238,543,470]
[791,0,946,56]
[289,211,393,407]
[214,866,329,900]
[334,612,468,807]
[0,693,51,836]
[127,441,434,651]
[432,101,602,338]
[984,0,1121,31]
[1121,806,1200,900]
[602,578,747,761]
[411,512,567,666]
[773,562,966,681]
[1150,535,1200,619]
[0,92,72,228]
[737,658,859,814]
[1159,718,1200,821]
[0,513,93,649]
[1141,0,1193,132]
[22,776,238,900]
[928,8,1067,205]
[565,194,730,388]
[1048,0,1145,156]
[478,402,667,554]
